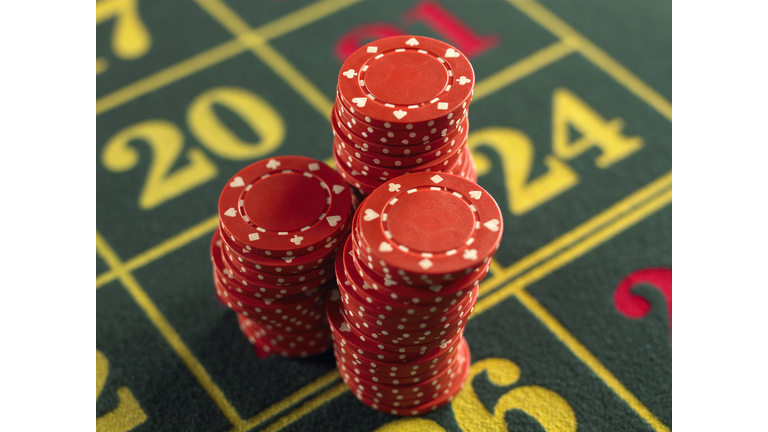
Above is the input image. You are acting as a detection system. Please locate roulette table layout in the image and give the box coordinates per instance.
[96,1,671,431]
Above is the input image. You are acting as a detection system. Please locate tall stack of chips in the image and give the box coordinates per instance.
[332,35,477,197]
[210,156,354,358]
[329,172,503,415]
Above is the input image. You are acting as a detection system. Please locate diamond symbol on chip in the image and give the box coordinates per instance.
[437,102,449,110]
[342,69,357,79]
[266,159,281,169]
[483,219,500,232]
[430,175,443,184]
[418,259,433,270]
[463,249,478,260]
[248,233,260,241]
[388,183,401,192]
[290,235,303,245]
[405,38,419,46]
[308,162,320,171]
[366,46,378,53]
[458,76,471,85]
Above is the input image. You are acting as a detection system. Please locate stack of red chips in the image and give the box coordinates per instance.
[210,156,354,358]
[329,172,503,415]
[332,35,477,197]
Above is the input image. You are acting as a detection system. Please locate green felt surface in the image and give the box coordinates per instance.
[96,1,671,431]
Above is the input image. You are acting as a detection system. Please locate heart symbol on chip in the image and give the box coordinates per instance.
[379,242,393,253]
[351,97,367,107]
[326,215,342,226]
[445,48,460,58]
[340,322,351,332]
[363,209,379,221]
[224,208,237,217]
[393,110,407,119]
[483,219,500,232]
[332,184,345,194]
[229,176,244,187]
[469,191,482,199]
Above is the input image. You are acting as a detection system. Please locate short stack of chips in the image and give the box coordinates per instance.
[210,156,354,358]
[332,35,477,198]
[328,172,503,415]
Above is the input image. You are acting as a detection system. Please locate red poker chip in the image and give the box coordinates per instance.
[333,151,384,196]
[219,224,344,275]
[334,137,465,182]
[333,344,454,383]
[237,314,332,355]
[331,325,465,379]
[333,340,459,385]
[221,244,335,286]
[334,99,462,146]
[352,242,488,307]
[338,236,478,324]
[218,156,352,258]
[214,273,329,331]
[356,172,503,282]
[334,126,466,173]
[339,257,478,333]
[339,292,473,345]
[219,249,333,296]
[342,337,471,416]
[337,35,474,130]
[332,110,453,158]
[339,300,466,356]
[346,233,482,310]
[328,288,432,362]
[338,352,462,404]
[333,116,468,168]
[213,232,334,298]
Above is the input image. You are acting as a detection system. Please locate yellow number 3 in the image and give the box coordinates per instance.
[97,350,147,432]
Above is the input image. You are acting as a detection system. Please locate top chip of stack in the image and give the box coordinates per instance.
[211,156,354,358]
[333,35,477,196]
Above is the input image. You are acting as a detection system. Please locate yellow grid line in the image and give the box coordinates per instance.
[227,370,342,432]
[96,230,247,429]
[473,40,575,101]
[247,177,672,432]
[195,0,336,121]
[96,0,359,116]
[477,172,672,299]
[510,0,672,121]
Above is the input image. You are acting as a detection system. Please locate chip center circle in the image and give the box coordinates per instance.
[386,190,474,252]
[364,51,448,106]
[243,173,327,232]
